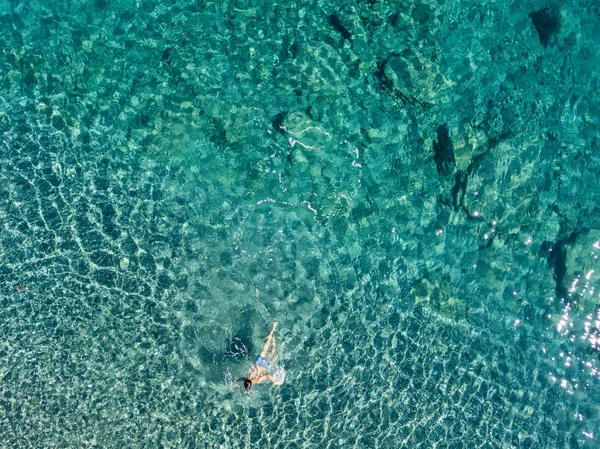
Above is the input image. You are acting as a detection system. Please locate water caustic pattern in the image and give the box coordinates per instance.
[1,0,600,447]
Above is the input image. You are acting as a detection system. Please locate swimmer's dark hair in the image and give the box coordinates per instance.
[236,377,253,390]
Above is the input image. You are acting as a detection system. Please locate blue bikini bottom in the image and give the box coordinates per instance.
[255,356,269,369]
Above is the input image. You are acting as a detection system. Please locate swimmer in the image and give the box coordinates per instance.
[237,322,283,390]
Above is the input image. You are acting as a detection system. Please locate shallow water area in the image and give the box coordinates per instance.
[1,0,600,448]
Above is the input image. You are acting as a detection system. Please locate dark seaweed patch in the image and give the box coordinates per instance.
[374,57,395,92]
[542,229,588,298]
[452,172,468,209]
[529,8,559,48]
[433,124,455,177]
[542,239,568,298]
[327,13,352,42]
[271,111,287,135]
[373,53,422,106]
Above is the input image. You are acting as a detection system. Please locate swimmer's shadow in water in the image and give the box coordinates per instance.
[198,326,256,383]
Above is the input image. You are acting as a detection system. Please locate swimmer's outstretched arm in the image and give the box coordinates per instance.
[255,374,283,386]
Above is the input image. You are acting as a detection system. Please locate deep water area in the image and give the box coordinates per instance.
[1,0,600,447]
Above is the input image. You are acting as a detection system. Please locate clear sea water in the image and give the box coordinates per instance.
[1,0,599,447]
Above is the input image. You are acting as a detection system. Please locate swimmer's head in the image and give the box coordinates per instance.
[244,379,253,390]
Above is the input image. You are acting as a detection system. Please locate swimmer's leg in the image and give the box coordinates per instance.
[259,322,278,358]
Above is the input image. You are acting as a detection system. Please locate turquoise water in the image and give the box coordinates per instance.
[1,0,600,447]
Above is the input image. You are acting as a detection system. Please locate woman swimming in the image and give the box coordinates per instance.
[238,322,283,390]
